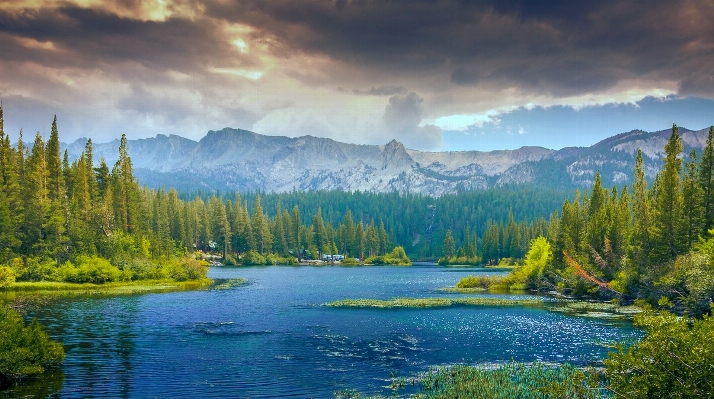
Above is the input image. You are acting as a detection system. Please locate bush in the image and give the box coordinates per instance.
[0,266,15,288]
[15,258,55,282]
[223,254,238,266]
[605,310,714,398]
[0,305,65,388]
[242,250,266,266]
[341,257,359,266]
[366,247,412,266]
[73,256,123,284]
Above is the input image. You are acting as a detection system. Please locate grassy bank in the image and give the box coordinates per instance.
[1,278,214,296]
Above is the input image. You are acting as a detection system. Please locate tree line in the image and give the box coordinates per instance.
[0,109,407,279]
[533,124,714,316]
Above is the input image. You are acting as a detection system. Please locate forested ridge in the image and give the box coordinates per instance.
[0,109,417,283]
[471,124,714,317]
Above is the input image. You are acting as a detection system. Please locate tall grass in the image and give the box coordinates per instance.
[335,362,607,398]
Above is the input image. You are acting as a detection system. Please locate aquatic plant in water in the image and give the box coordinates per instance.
[324,297,543,309]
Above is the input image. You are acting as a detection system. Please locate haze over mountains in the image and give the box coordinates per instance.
[63,126,712,196]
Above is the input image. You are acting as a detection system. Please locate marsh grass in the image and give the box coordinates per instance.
[1,278,213,297]
[325,297,543,309]
[335,362,606,399]
[212,278,248,290]
[546,301,642,319]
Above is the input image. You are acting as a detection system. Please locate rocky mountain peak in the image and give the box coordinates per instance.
[381,139,413,170]
[61,124,713,195]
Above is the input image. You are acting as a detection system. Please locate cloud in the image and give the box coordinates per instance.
[383,92,443,150]
[353,86,408,96]
[0,0,712,150]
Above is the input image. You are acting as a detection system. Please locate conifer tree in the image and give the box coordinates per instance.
[650,125,684,263]
[22,133,49,256]
[442,229,455,258]
[586,172,609,255]
[0,107,20,258]
[251,195,271,254]
[681,149,704,250]
[631,150,652,269]
[290,205,301,260]
[699,126,714,232]
[312,207,327,257]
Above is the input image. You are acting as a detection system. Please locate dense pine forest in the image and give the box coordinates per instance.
[0,109,418,285]
[466,124,714,317]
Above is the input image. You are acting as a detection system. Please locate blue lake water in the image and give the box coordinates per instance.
[2,265,642,398]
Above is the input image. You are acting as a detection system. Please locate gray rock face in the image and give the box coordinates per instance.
[63,126,713,195]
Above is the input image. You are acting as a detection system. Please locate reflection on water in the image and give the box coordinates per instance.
[0,371,64,399]
[1,265,642,398]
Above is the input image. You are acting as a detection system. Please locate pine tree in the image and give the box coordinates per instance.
[650,124,684,263]
[681,149,704,249]
[290,205,301,260]
[0,106,20,259]
[586,172,609,255]
[699,126,714,232]
[631,150,652,269]
[113,134,139,234]
[251,195,271,254]
[312,207,327,257]
[22,133,49,256]
[442,229,455,258]
[482,222,500,264]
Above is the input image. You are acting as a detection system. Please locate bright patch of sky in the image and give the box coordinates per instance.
[442,96,714,151]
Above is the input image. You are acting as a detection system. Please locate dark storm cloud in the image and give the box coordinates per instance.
[204,0,714,98]
[0,5,255,74]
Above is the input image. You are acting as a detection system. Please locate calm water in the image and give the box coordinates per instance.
[3,265,641,398]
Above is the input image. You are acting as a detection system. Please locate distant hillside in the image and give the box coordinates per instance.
[63,126,712,195]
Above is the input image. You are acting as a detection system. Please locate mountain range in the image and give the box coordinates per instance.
[63,126,712,195]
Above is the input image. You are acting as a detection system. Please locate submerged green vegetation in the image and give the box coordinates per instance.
[325,297,543,309]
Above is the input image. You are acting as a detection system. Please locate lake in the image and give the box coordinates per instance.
[2,264,642,398]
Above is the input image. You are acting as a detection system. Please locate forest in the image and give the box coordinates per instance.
[0,109,419,287]
[462,125,714,318]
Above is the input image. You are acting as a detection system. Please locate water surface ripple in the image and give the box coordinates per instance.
[5,265,641,398]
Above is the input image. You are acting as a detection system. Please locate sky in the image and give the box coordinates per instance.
[1,0,714,152]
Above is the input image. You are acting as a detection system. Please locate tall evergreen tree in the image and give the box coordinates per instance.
[631,150,652,269]
[22,133,49,256]
[650,124,684,263]
[251,195,271,254]
[699,126,714,232]
[442,229,455,258]
[681,149,704,249]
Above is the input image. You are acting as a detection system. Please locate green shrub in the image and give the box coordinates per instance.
[605,310,714,398]
[223,254,238,266]
[0,266,15,288]
[365,247,412,266]
[73,256,122,284]
[49,261,78,283]
[0,305,65,387]
[242,250,266,265]
[15,258,55,282]
[341,257,359,266]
